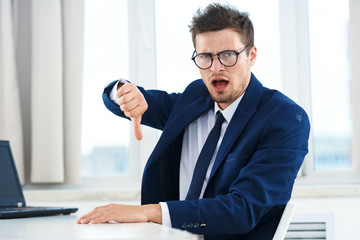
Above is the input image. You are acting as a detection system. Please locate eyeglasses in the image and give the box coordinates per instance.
[191,45,251,70]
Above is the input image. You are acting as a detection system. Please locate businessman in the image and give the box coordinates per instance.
[77,3,310,240]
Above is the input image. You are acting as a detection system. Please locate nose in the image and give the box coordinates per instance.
[210,56,225,72]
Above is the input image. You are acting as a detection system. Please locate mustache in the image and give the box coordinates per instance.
[209,74,229,81]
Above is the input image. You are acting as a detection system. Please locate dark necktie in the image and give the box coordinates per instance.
[186,111,226,200]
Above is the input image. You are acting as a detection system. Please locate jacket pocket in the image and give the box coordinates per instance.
[224,151,251,163]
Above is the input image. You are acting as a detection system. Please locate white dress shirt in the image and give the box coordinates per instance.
[110,80,243,229]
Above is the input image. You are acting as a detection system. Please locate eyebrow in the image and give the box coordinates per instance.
[197,45,250,55]
[197,49,237,55]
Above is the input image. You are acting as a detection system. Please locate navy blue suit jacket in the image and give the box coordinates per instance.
[102,73,310,240]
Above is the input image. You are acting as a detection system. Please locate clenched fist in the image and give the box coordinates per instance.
[116,82,148,140]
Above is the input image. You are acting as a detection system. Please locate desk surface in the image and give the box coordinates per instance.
[0,201,199,240]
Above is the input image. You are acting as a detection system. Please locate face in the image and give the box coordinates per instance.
[195,28,257,110]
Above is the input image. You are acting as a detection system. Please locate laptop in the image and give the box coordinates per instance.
[0,140,78,219]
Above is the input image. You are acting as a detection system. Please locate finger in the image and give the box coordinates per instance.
[117,90,136,106]
[118,96,137,113]
[90,216,111,224]
[131,116,143,141]
[116,82,134,99]
[77,216,92,224]
[77,213,98,224]
[77,212,92,224]
[77,206,105,224]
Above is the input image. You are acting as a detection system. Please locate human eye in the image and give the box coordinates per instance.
[221,51,236,58]
[197,53,211,60]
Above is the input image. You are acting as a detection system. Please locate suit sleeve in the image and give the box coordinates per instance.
[166,103,310,236]
[102,80,180,130]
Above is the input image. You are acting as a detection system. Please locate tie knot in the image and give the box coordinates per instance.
[215,112,225,126]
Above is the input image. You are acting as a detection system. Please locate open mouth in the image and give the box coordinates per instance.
[212,79,229,89]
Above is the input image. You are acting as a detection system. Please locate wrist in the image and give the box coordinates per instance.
[144,204,162,224]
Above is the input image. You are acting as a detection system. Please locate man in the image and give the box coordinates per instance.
[77,3,310,240]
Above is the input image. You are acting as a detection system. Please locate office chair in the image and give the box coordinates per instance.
[272,201,296,240]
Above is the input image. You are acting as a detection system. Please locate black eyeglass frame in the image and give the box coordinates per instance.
[191,45,251,70]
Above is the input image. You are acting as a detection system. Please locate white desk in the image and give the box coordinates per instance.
[0,202,199,240]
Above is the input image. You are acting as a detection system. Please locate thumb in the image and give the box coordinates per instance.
[131,116,143,141]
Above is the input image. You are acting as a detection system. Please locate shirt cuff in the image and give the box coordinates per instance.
[109,78,129,102]
[159,202,172,227]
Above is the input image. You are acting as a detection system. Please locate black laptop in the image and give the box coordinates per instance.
[0,140,78,219]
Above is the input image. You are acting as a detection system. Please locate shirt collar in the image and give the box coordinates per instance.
[214,92,245,123]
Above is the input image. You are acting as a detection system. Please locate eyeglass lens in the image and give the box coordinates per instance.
[194,50,238,69]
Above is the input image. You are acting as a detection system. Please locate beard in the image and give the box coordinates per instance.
[209,86,244,105]
[203,70,250,107]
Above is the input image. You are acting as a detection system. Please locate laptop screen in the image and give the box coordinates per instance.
[0,141,26,207]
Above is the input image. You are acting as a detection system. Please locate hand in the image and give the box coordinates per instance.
[76,203,162,224]
[117,83,148,140]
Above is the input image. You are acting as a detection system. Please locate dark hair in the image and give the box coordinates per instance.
[189,3,254,53]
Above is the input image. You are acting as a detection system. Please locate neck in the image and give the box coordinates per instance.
[217,102,232,110]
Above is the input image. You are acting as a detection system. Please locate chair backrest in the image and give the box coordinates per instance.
[272,201,296,240]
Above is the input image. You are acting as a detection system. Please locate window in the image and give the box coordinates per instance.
[279,0,360,184]
[82,0,131,177]
[308,0,352,171]
[153,0,359,181]
[80,0,360,187]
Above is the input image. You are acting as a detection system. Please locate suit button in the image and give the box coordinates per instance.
[194,222,200,228]
[181,222,187,228]
[187,222,194,228]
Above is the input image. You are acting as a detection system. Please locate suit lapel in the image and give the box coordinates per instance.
[152,94,214,160]
[209,74,263,181]
[165,96,213,138]
[209,107,256,180]
[144,89,213,202]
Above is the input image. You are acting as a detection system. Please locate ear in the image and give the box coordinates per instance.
[249,45,257,66]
